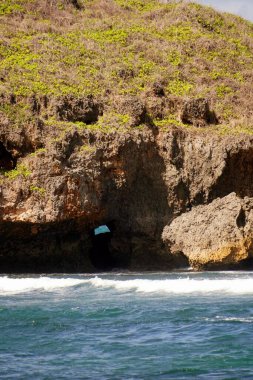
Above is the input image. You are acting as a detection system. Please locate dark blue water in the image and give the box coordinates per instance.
[1,272,253,379]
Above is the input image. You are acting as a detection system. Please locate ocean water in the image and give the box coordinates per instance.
[1,272,253,379]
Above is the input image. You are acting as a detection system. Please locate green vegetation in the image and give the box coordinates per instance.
[216,84,234,98]
[168,51,182,67]
[80,144,96,153]
[84,28,128,45]
[30,185,46,195]
[154,116,188,129]
[0,0,252,133]
[30,148,46,157]
[114,0,161,12]
[5,164,31,180]
[75,112,133,132]
[167,78,193,96]
[0,102,32,127]
[0,0,25,15]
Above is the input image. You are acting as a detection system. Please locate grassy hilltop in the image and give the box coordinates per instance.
[0,0,253,133]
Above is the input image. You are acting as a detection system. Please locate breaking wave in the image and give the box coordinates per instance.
[0,276,86,294]
[1,275,253,295]
[86,276,253,295]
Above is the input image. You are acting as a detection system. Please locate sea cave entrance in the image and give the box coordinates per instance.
[0,142,16,171]
[90,224,115,270]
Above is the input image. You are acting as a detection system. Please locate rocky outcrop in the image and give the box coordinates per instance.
[113,95,148,127]
[52,95,102,123]
[162,193,253,270]
[180,98,217,127]
[0,98,253,272]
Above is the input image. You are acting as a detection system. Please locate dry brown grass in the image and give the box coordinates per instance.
[0,0,252,133]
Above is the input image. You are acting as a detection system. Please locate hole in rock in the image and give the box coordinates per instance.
[90,224,115,270]
[236,209,246,229]
[0,142,16,170]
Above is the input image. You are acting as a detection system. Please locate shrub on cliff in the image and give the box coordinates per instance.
[0,0,252,132]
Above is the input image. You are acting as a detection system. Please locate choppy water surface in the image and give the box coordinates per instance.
[1,272,253,379]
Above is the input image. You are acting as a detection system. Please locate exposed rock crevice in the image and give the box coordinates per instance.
[0,142,16,171]
[210,146,253,199]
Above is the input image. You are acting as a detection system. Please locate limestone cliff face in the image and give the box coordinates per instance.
[1,109,253,272]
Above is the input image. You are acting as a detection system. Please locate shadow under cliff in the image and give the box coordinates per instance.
[0,219,94,273]
[0,132,188,273]
[94,135,188,271]
[210,147,253,199]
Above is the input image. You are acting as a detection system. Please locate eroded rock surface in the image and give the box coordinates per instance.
[180,98,217,127]
[163,193,253,270]
[1,95,253,272]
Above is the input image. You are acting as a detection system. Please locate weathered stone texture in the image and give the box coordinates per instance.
[0,102,253,272]
[163,193,253,269]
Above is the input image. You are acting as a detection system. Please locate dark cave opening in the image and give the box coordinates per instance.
[89,224,116,270]
[238,256,253,270]
[0,142,16,171]
[210,148,253,199]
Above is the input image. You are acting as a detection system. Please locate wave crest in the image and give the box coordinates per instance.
[0,276,86,294]
[86,276,253,295]
[1,275,253,295]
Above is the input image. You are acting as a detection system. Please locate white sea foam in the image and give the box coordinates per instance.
[204,316,253,323]
[1,275,253,295]
[86,276,253,295]
[0,276,86,295]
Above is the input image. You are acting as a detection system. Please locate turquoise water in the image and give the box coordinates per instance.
[1,272,253,379]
